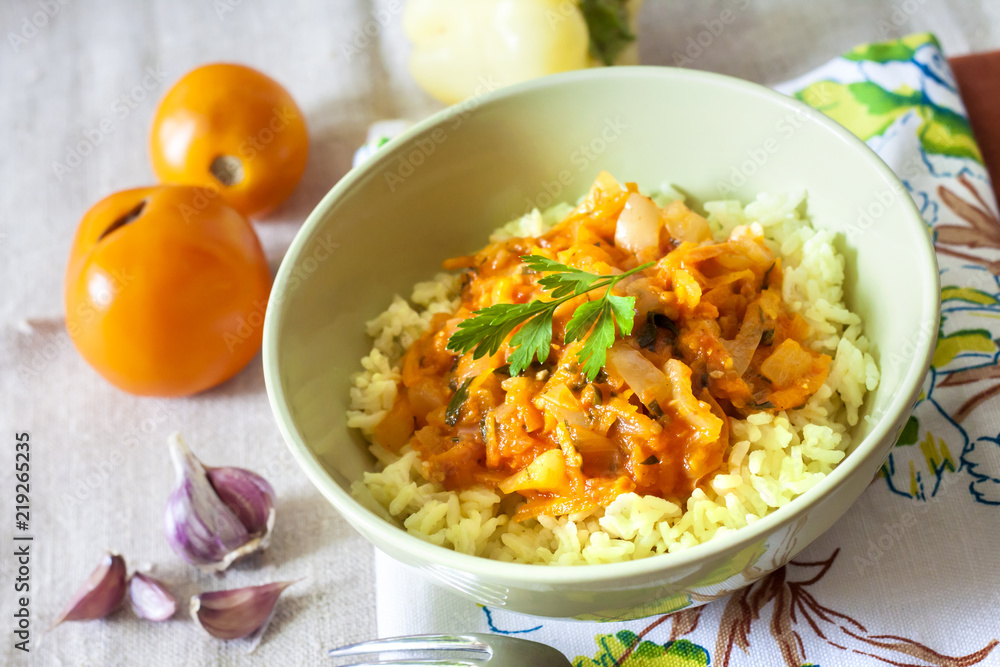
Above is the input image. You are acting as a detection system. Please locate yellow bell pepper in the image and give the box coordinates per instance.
[404,0,643,105]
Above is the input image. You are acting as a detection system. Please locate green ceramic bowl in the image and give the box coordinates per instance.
[263,67,938,620]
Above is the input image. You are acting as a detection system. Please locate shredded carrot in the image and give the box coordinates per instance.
[379,173,831,518]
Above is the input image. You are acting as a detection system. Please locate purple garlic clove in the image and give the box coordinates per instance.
[191,581,297,649]
[129,573,177,621]
[51,553,127,629]
[207,466,275,537]
[163,433,276,572]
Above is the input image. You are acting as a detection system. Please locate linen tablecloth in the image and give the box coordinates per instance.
[374,33,1000,667]
[3,1,1000,665]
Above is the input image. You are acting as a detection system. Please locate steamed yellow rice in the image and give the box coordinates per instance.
[346,191,879,565]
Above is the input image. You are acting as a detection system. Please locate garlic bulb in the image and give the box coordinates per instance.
[191,581,297,647]
[51,553,127,629]
[163,433,275,572]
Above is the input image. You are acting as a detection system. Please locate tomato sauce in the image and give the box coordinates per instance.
[376,173,831,520]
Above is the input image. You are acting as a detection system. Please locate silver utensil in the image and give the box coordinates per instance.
[328,632,573,667]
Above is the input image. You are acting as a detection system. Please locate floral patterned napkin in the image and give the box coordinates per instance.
[363,33,1000,666]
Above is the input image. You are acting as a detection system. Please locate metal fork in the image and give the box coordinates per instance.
[327,633,573,667]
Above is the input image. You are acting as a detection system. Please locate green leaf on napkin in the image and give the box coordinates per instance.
[932,328,997,368]
[895,415,920,446]
[941,286,1000,306]
[573,631,710,667]
[796,80,982,162]
[843,32,940,62]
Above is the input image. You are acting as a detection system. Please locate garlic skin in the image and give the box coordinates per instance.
[51,553,127,629]
[208,466,275,536]
[191,581,296,647]
[164,433,275,572]
[129,573,177,621]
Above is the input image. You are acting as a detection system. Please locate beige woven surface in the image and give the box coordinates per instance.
[2,0,998,664]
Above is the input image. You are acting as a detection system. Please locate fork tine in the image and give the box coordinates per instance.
[328,634,489,657]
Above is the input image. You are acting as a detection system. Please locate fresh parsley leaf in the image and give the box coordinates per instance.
[520,255,572,274]
[445,378,473,426]
[507,308,554,376]
[446,255,654,383]
[564,299,605,344]
[566,297,637,380]
[579,0,635,66]
[607,294,637,336]
[447,301,547,358]
[577,302,617,380]
[523,256,604,298]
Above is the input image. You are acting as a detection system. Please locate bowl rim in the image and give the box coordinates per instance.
[263,65,940,586]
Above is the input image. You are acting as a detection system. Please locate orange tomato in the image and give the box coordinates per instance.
[64,185,272,396]
[150,63,309,218]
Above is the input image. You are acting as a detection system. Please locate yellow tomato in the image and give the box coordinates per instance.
[64,185,272,396]
[150,63,309,218]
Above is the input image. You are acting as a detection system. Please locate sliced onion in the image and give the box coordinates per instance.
[534,384,588,427]
[723,305,766,376]
[566,424,617,452]
[606,343,671,408]
[760,339,813,387]
[663,200,712,243]
[614,193,662,254]
[664,359,723,441]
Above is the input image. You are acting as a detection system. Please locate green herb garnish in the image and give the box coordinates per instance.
[636,314,657,351]
[763,261,776,289]
[446,255,654,381]
[445,377,473,426]
[579,0,635,66]
[651,312,679,337]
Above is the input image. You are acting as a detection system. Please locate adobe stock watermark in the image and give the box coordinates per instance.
[222,299,268,353]
[852,501,929,574]
[523,116,628,211]
[715,99,832,196]
[383,76,501,192]
[7,0,73,53]
[176,105,300,222]
[672,0,752,67]
[51,65,167,182]
[18,268,136,383]
[876,0,931,38]
[841,152,927,243]
[59,403,170,508]
[236,105,299,161]
[213,0,244,20]
[852,470,957,574]
[340,0,402,62]
[844,181,911,242]
[222,233,340,352]
[544,0,588,29]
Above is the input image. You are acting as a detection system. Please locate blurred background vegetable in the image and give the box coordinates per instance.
[404,0,643,104]
[150,64,309,218]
